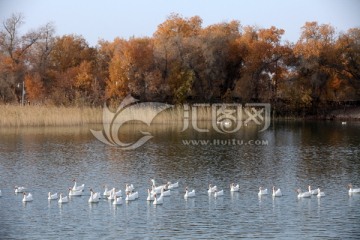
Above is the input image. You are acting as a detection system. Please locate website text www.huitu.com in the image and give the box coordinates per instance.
[181,138,269,146]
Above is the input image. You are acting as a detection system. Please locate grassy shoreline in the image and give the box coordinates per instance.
[1,105,359,127]
[0,105,102,127]
[0,104,215,127]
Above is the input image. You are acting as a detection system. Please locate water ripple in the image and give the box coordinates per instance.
[0,122,359,239]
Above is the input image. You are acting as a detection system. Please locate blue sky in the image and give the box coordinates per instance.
[1,0,359,46]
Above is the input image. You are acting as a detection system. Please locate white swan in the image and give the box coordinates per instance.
[48,192,58,200]
[317,188,325,198]
[258,187,268,196]
[150,179,157,187]
[214,189,224,197]
[114,189,122,197]
[147,189,155,201]
[297,188,311,198]
[58,193,68,203]
[151,185,164,195]
[107,190,115,200]
[88,189,100,203]
[0,190,2,197]
[15,186,26,193]
[161,188,171,197]
[308,185,318,195]
[230,183,239,192]
[72,180,85,192]
[348,184,360,194]
[150,183,163,194]
[92,188,101,200]
[103,185,112,197]
[184,188,195,199]
[125,191,138,201]
[113,196,123,205]
[153,194,164,205]
[208,184,217,193]
[167,182,179,189]
[125,184,135,193]
[272,186,282,197]
[22,192,33,202]
[69,188,82,196]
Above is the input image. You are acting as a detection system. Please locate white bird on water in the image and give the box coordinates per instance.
[317,188,325,198]
[258,187,268,196]
[208,184,217,193]
[147,189,155,201]
[348,184,360,195]
[48,192,58,200]
[150,179,165,194]
[69,188,82,196]
[103,185,112,197]
[15,186,26,193]
[113,196,123,205]
[151,185,164,195]
[125,184,135,193]
[214,189,224,197]
[125,191,138,201]
[153,193,164,205]
[58,193,68,203]
[272,186,282,197]
[230,183,239,192]
[72,180,85,192]
[308,185,319,195]
[184,187,195,199]
[297,188,311,198]
[88,189,101,203]
[107,188,122,200]
[166,182,179,190]
[22,192,33,202]
[161,188,171,197]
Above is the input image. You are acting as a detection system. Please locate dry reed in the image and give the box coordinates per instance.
[0,105,102,127]
[0,104,240,127]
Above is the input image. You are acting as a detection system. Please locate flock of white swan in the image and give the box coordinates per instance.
[1,180,360,206]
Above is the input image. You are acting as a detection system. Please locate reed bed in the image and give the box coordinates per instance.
[130,104,213,125]
[0,104,238,127]
[0,105,102,127]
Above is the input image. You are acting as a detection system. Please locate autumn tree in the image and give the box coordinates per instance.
[1,12,358,116]
[0,13,41,103]
[195,21,242,102]
[24,73,45,102]
[24,22,55,103]
[103,38,129,104]
[334,28,360,99]
[47,34,98,105]
[234,26,289,103]
[153,13,202,103]
[292,22,339,114]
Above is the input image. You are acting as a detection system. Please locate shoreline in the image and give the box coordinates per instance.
[0,105,359,127]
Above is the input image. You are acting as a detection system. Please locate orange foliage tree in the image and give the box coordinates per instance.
[1,13,359,116]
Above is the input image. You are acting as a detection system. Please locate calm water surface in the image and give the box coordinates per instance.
[0,121,359,239]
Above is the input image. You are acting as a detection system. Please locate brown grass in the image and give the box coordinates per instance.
[0,104,246,127]
[0,105,102,127]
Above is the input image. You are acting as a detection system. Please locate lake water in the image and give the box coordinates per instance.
[0,121,359,239]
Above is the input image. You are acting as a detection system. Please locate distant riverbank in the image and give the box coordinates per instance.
[0,105,359,127]
[297,107,360,121]
[327,107,360,120]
